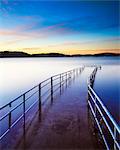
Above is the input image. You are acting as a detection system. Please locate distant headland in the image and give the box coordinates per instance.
[0,51,119,58]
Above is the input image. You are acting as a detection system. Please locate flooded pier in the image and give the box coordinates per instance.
[0,67,119,150]
[16,67,103,150]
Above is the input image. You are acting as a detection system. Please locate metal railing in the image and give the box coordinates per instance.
[0,67,84,141]
[87,67,120,150]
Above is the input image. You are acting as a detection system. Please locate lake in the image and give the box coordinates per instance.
[0,56,119,124]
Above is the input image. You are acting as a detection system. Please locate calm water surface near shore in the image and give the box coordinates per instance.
[0,56,119,123]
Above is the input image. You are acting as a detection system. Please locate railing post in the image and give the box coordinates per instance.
[62,74,64,85]
[70,71,72,78]
[69,72,71,83]
[114,127,117,150]
[74,69,75,78]
[61,74,64,88]
[51,77,53,102]
[23,94,25,133]
[66,72,67,87]
[77,68,79,75]
[79,68,81,74]
[39,83,41,111]
[8,103,12,129]
[71,70,73,78]
[68,72,70,84]
[60,74,62,94]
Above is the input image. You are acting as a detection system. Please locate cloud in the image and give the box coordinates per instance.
[0,18,75,47]
[0,11,119,49]
[3,17,82,38]
[50,15,119,33]
[0,39,22,46]
[0,23,37,37]
[45,37,120,48]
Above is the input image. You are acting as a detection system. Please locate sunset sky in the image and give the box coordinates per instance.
[0,0,119,54]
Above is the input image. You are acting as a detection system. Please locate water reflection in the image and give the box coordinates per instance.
[1,68,79,150]
[0,57,119,106]
[0,57,119,148]
[94,65,120,124]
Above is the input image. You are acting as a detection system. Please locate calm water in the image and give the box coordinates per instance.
[0,56,120,124]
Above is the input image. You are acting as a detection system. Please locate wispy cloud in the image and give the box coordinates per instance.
[0,18,76,47]
[45,37,120,48]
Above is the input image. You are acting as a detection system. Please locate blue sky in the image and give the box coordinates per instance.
[0,0,119,54]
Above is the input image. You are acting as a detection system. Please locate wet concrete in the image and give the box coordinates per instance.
[15,68,104,150]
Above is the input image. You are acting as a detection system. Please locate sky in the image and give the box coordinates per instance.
[0,0,119,54]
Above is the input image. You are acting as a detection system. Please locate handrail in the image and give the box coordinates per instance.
[0,69,74,110]
[0,68,78,110]
[87,67,120,150]
[88,85,120,134]
[0,67,84,141]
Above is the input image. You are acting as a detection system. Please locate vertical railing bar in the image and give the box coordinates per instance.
[66,72,67,87]
[51,77,53,102]
[69,71,71,77]
[39,83,41,111]
[79,68,80,74]
[74,69,75,77]
[71,70,72,78]
[60,74,62,94]
[62,74,64,86]
[23,94,25,135]
[68,72,70,84]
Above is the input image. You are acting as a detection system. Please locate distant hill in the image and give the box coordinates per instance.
[0,51,119,58]
[73,53,120,57]
[91,53,120,57]
[32,53,69,57]
[0,51,30,57]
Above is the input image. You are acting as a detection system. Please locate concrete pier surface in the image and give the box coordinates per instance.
[2,68,104,150]
[17,67,104,150]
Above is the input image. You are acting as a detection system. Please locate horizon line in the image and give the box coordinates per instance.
[0,50,120,56]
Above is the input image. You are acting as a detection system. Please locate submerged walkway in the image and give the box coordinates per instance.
[15,68,103,150]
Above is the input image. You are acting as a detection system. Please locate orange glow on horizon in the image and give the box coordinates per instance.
[1,48,119,55]
[18,47,119,55]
